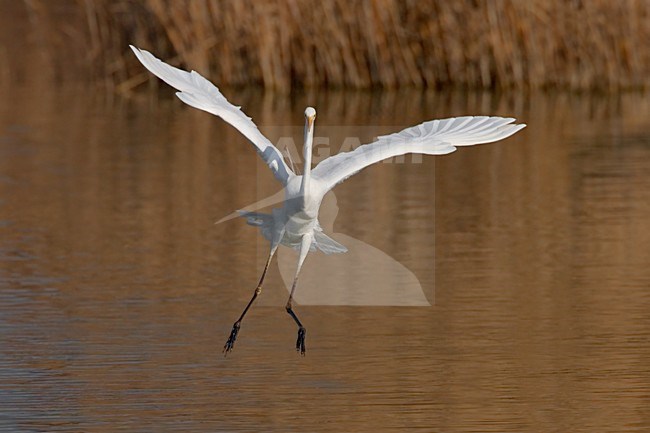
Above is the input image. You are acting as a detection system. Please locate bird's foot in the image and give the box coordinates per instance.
[223,321,241,355]
[296,327,306,356]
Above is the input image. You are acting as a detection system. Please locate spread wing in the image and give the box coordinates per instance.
[312,116,525,191]
[130,46,295,185]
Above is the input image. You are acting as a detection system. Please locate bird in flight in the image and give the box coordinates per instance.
[130,45,526,356]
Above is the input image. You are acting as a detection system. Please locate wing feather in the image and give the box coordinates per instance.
[312,116,525,191]
[130,46,294,185]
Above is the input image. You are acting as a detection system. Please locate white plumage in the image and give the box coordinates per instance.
[312,116,524,190]
[130,46,293,185]
[130,45,526,355]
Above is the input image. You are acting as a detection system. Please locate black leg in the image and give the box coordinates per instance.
[286,278,306,355]
[223,249,275,355]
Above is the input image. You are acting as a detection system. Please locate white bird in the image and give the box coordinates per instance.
[130,45,526,355]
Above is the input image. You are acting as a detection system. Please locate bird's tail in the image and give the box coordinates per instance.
[239,211,348,254]
[312,231,348,254]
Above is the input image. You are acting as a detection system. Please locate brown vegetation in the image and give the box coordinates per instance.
[14,0,650,91]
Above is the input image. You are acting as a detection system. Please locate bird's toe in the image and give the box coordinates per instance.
[223,321,241,355]
[296,327,306,355]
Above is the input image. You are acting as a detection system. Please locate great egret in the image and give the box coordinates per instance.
[130,45,526,355]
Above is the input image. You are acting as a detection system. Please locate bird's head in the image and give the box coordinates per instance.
[304,107,316,129]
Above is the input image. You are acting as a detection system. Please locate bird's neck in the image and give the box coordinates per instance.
[300,129,313,197]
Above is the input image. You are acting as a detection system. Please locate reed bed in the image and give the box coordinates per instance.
[20,0,650,91]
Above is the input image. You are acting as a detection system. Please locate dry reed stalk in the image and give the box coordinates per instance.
[17,0,650,91]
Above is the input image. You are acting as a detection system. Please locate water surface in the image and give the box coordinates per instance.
[1,85,649,432]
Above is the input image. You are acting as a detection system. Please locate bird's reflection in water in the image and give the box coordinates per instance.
[277,192,430,306]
